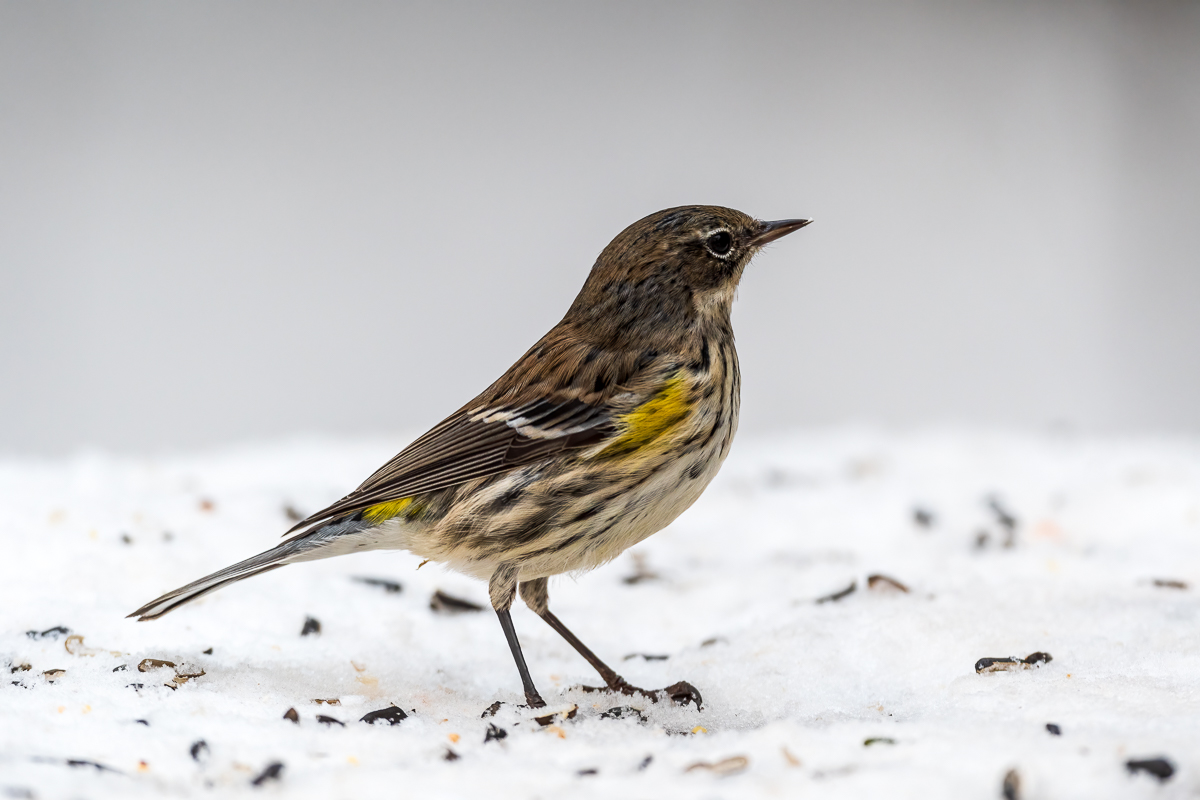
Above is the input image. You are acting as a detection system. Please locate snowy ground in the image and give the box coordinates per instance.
[1,428,1198,799]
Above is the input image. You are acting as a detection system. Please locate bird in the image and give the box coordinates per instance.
[129,205,811,709]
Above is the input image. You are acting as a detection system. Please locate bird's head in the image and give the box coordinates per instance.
[566,205,810,344]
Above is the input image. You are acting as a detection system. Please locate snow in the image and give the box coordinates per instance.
[2,428,1198,798]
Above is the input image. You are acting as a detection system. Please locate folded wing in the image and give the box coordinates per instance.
[283,395,617,535]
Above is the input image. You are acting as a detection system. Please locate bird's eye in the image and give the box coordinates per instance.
[705,231,733,257]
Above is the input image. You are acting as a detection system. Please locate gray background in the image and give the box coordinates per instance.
[2,1,1198,455]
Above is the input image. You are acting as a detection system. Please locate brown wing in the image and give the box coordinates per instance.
[283,394,614,535]
[283,322,683,536]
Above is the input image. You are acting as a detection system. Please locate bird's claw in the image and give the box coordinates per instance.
[579,678,703,710]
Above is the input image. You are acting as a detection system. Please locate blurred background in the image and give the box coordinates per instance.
[1,1,1197,455]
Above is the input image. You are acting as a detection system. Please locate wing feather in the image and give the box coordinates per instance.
[283,329,685,536]
[283,397,615,535]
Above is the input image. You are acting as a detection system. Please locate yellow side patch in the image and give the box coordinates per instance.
[362,497,418,524]
[598,373,692,459]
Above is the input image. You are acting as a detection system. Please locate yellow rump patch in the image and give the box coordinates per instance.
[362,497,418,524]
[598,372,692,459]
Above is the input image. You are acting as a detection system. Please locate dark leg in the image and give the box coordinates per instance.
[541,609,631,690]
[519,578,703,709]
[495,609,545,708]
[490,565,546,708]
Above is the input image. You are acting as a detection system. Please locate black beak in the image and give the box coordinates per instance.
[748,218,812,247]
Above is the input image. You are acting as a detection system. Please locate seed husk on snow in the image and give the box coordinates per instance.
[534,705,578,727]
[250,762,284,786]
[26,626,70,640]
[866,574,910,593]
[1126,757,1174,782]
[1152,579,1188,590]
[63,634,121,658]
[360,706,408,725]
[1002,768,1021,800]
[685,756,749,776]
[975,652,1053,674]
[65,759,121,773]
[816,582,856,604]
[353,576,402,594]
[429,590,483,613]
[600,706,648,723]
[987,496,1019,547]
[622,552,660,584]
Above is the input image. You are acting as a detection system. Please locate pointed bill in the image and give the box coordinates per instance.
[748,218,812,247]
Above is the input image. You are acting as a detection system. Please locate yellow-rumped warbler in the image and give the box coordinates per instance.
[130,206,810,708]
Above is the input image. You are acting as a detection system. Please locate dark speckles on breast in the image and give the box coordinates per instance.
[697,413,724,450]
[487,486,525,513]
[583,347,603,365]
[687,460,707,480]
[561,478,603,498]
[690,338,711,373]
[587,519,620,541]
[567,505,602,525]
[505,502,567,547]
[525,530,588,559]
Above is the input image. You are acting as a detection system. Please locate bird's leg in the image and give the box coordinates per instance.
[518,578,703,710]
[519,577,627,689]
[490,565,546,708]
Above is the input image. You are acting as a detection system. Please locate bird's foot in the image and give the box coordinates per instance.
[579,678,703,710]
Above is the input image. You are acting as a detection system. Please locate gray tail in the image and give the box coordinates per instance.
[129,540,305,621]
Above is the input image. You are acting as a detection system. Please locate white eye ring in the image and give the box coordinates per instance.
[704,229,733,258]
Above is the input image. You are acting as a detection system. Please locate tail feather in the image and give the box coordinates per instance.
[129,543,300,621]
[130,514,400,621]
